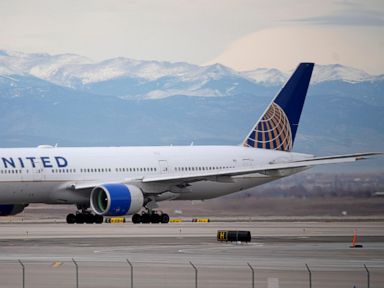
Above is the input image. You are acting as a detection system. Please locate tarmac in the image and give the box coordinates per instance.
[0,219,383,287]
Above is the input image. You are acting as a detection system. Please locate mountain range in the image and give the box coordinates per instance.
[0,50,383,171]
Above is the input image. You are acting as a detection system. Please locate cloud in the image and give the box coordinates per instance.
[294,9,384,26]
[207,26,384,74]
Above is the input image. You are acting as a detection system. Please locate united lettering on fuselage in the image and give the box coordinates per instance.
[0,156,68,169]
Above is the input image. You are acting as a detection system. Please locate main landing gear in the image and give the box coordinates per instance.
[66,208,103,224]
[131,211,169,224]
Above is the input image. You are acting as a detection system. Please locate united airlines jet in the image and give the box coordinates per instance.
[0,63,379,223]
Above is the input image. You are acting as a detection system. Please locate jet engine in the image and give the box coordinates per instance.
[0,204,27,216]
[90,184,144,216]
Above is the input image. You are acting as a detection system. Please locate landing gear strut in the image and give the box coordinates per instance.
[66,207,103,224]
[132,211,169,224]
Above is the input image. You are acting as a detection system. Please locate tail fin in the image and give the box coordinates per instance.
[242,62,314,151]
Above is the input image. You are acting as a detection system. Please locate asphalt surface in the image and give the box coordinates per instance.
[0,220,383,288]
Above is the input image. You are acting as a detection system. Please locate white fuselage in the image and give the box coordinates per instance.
[0,145,311,205]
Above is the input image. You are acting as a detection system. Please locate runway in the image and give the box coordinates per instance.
[0,220,383,287]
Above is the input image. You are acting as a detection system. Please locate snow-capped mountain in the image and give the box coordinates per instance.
[311,64,380,84]
[243,64,383,85]
[1,50,383,98]
[241,68,287,85]
[0,50,91,79]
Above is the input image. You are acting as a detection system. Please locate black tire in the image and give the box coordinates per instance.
[75,213,85,224]
[66,213,76,224]
[161,213,170,224]
[85,214,94,224]
[95,215,104,224]
[150,213,161,224]
[132,214,141,224]
[141,213,150,224]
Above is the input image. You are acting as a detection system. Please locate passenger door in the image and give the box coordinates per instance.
[158,160,169,174]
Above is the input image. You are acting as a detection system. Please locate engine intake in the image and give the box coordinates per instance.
[90,184,144,216]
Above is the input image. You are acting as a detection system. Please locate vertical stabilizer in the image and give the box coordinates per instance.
[242,63,314,151]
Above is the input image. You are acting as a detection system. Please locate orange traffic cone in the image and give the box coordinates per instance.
[350,229,363,248]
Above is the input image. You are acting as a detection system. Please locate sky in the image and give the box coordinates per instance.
[0,0,383,73]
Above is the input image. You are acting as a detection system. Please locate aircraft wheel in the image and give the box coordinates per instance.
[132,214,141,224]
[95,215,104,224]
[141,213,150,224]
[66,213,76,224]
[75,213,85,224]
[150,213,161,224]
[84,214,94,224]
[161,213,170,224]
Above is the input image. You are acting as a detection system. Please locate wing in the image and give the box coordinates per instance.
[141,152,381,184]
[71,152,381,193]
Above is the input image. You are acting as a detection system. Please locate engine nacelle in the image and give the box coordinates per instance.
[90,184,144,216]
[0,204,27,216]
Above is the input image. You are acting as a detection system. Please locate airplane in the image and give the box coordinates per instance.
[0,63,380,224]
